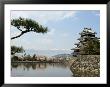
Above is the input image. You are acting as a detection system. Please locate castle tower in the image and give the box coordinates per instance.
[71,28,99,56]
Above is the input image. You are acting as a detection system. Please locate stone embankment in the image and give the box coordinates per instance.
[70,55,100,77]
[62,57,77,67]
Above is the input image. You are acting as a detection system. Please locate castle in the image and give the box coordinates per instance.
[71,28,100,56]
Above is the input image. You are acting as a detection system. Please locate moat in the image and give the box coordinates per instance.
[11,62,73,77]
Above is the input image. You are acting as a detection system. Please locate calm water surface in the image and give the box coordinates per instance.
[11,63,73,77]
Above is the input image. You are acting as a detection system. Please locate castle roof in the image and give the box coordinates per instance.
[79,28,97,35]
[71,47,80,50]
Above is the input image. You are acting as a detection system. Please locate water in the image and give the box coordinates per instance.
[11,63,73,77]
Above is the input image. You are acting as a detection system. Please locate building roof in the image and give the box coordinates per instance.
[71,47,80,50]
[79,28,97,35]
[74,43,79,45]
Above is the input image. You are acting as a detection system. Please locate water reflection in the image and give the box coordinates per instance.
[11,63,72,77]
[11,63,67,70]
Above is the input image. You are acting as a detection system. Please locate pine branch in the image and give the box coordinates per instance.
[11,32,25,40]
[17,28,23,31]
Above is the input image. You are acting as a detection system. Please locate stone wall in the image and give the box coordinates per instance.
[70,55,100,77]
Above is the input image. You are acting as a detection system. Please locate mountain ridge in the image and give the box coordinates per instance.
[16,49,73,57]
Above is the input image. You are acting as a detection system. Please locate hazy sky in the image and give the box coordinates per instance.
[11,10,100,50]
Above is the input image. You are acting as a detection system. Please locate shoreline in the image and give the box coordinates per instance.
[11,61,62,63]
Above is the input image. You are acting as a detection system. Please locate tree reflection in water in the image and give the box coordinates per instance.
[11,62,68,71]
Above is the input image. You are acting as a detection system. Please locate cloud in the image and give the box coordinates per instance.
[11,32,21,38]
[11,36,53,50]
[47,28,55,36]
[10,10,77,50]
[11,11,29,19]
[10,26,21,38]
[40,38,53,44]
[91,11,100,16]
[11,11,77,24]
[62,11,76,19]
[61,33,69,37]
[25,36,54,50]
[95,14,100,16]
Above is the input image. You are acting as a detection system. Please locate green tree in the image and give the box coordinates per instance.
[11,17,49,57]
[81,37,100,55]
[11,46,24,55]
[11,17,48,40]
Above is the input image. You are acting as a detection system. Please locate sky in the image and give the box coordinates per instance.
[11,10,100,51]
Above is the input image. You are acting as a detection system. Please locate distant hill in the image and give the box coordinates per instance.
[52,54,73,58]
[15,49,73,57]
